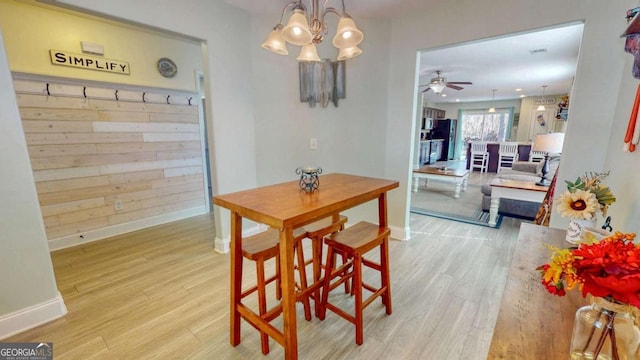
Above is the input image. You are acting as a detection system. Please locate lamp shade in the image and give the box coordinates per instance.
[261,27,288,55]
[332,16,364,48]
[282,9,313,46]
[337,45,362,61]
[296,43,321,62]
[537,104,546,111]
[533,133,565,153]
[488,107,496,113]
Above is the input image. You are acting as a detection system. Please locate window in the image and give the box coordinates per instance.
[461,108,512,144]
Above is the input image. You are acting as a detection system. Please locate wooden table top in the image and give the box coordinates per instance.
[490,178,549,192]
[413,165,469,177]
[213,173,399,229]
[487,223,586,359]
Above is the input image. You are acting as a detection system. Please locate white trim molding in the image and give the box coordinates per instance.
[389,224,410,241]
[48,206,208,251]
[214,223,268,254]
[0,292,67,340]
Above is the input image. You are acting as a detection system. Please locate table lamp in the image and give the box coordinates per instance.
[532,133,565,186]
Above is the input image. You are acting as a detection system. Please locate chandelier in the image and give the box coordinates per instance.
[261,0,364,61]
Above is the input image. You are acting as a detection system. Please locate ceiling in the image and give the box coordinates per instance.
[224,0,583,104]
[223,0,445,18]
[419,24,583,104]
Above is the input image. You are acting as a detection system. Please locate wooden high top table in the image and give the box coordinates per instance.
[213,173,399,359]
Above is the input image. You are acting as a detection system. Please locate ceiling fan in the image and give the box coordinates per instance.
[419,70,472,94]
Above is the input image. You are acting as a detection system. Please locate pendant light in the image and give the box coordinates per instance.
[537,85,548,111]
[488,89,496,113]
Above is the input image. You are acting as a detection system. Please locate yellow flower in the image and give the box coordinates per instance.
[556,189,599,220]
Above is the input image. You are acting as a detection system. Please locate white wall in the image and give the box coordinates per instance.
[0,27,60,320]
[385,0,638,233]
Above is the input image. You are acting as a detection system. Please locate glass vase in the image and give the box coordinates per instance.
[570,297,640,360]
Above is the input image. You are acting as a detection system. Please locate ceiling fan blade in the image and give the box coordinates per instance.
[447,81,473,85]
[421,87,431,93]
[446,84,463,90]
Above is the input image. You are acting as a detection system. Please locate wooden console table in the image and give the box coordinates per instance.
[487,223,586,359]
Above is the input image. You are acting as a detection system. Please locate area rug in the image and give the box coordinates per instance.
[409,180,503,228]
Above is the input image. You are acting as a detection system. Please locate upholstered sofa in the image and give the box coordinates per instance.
[480,158,559,219]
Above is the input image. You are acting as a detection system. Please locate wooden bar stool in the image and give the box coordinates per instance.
[318,221,392,345]
[240,227,309,354]
[294,215,348,317]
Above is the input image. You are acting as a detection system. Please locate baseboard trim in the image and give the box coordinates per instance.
[0,292,67,340]
[214,223,267,254]
[390,224,410,241]
[48,206,209,251]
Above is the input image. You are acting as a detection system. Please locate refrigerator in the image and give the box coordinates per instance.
[432,119,457,161]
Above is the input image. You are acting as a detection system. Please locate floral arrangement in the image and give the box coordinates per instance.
[538,231,640,307]
[556,171,616,220]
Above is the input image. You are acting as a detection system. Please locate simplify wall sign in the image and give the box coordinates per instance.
[49,50,130,75]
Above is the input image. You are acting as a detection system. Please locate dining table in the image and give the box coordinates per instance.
[213,173,399,359]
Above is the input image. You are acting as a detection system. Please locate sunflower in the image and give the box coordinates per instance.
[556,189,599,220]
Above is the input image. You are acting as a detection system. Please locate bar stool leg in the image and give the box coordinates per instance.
[318,245,335,321]
[255,258,270,355]
[294,239,312,321]
[380,237,392,314]
[353,254,364,345]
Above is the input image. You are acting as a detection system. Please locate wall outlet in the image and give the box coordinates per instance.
[114,200,124,211]
[309,137,318,150]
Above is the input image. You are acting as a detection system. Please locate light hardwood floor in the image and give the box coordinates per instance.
[6,212,525,359]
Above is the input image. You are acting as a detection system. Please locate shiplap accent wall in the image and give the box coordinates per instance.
[14,79,207,247]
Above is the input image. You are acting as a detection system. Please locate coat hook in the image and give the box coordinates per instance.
[142,92,146,103]
[188,97,192,106]
[115,90,119,101]
[83,86,87,98]
[166,95,170,104]
[46,83,50,96]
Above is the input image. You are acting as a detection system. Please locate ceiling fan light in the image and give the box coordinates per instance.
[282,9,313,46]
[261,26,288,55]
[297,43,321,62]
[333,16,364,48]
[537,104,546,111]
[488,107,496,113]
[429,82,446,94]
[337,45,362,61]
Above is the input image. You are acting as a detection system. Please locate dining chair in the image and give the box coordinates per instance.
[529,148,546,162]
[318,221,392,345]
[240,227,309,355]
[498,142,519,172]
[470,141,489,173]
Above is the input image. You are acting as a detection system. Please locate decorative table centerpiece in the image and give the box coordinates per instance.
[538,231,640,359]
[296,166,322,192]
[556,172,616,243]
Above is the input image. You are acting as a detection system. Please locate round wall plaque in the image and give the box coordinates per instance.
[157,57,177,78]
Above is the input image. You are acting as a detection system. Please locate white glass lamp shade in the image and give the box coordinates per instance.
[297,43,321,62]
[261,28,288,55]
[533,133,565,153]
[337,45,362,61]
[537,104,546,111]
[282,9,312,46]
[488,107,496,113]
[429,83,446,94]
[332,16,364,48]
